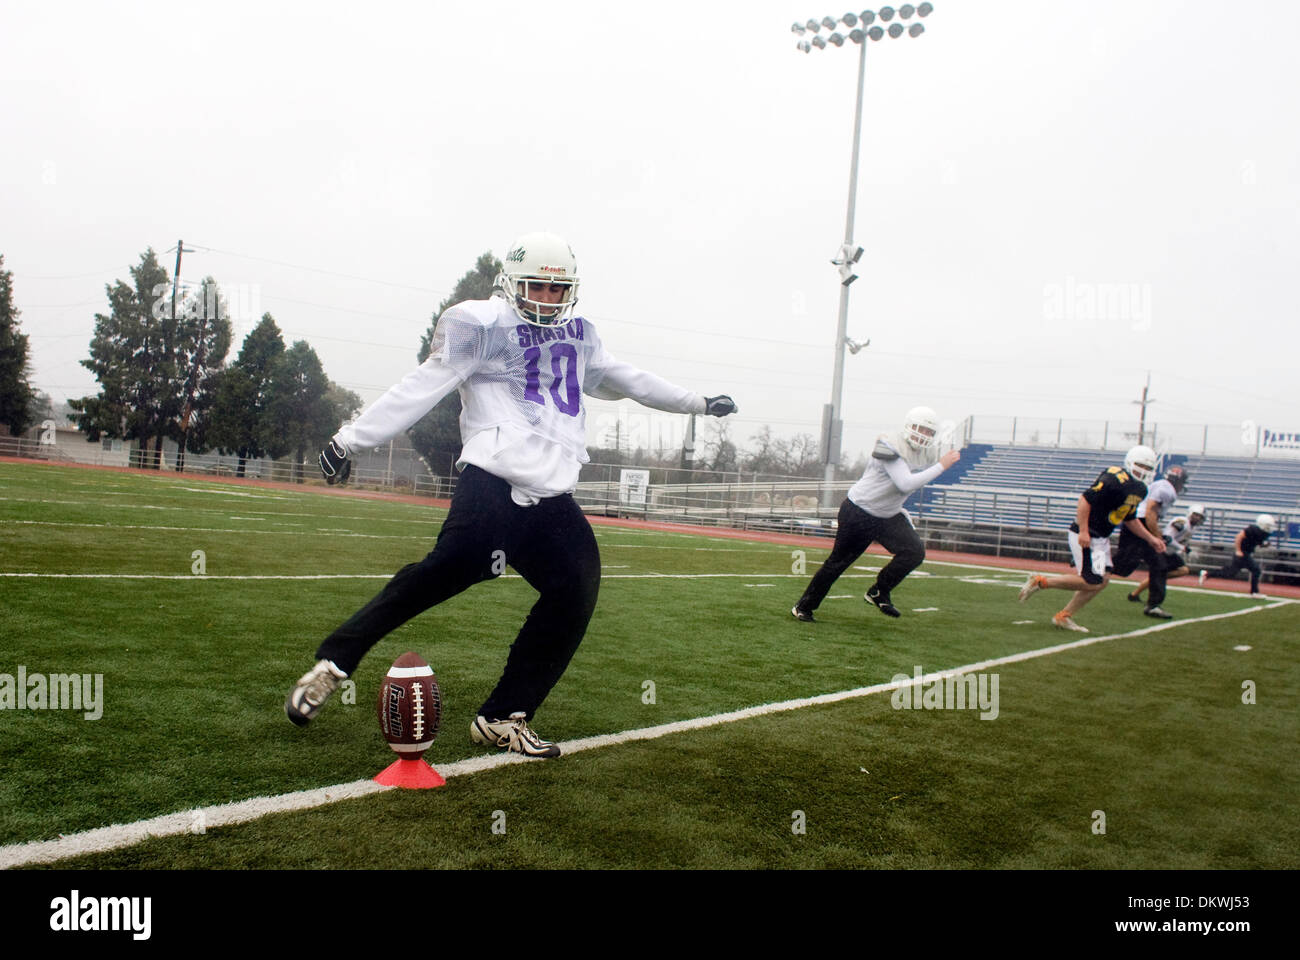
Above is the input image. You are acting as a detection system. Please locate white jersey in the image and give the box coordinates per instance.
[846,432,944,519]
[1164,515,1195,552]
[1136,478,1177,523]
[336,296,705,504]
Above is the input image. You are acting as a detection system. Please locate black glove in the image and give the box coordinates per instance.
[704,395,738,417]
[319,439,351,485]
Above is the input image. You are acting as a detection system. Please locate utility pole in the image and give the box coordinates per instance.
[172,239,203,472]
[681,413,697,472]
[169,239,188,327]
[1133,371,1155,446]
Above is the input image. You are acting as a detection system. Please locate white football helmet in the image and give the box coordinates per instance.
[902,406,940,452]
[1256,514,1276,533]
[1187,503,1206,526]
[495,232,579,327]
[1123,444,1157,484]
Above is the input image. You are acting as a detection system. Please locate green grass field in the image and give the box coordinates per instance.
[1,459,1296,870]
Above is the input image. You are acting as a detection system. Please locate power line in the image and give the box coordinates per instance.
[13,267,131,281]
[189,244,447,296]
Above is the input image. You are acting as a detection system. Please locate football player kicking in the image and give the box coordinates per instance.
[286,232,737,757]
[1128,502,1205,605]
[791,406,959,623]
[1113,463,1189,620]
[1019,445,1166,632]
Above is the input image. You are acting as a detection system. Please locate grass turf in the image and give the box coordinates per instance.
[1,460,1295,869]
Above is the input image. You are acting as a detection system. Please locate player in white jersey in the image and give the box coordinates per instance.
[1128,503,1205,604]
[1117,464,1188,618]
[286,232,738,756]
[791,406,960,623]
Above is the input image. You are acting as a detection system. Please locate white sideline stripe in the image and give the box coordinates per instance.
[0,572,877,581]
[0,572,1293,602]
[0,600,1286,870]
[2,519,422,541]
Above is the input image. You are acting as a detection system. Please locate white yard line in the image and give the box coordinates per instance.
[0,600,1286,870]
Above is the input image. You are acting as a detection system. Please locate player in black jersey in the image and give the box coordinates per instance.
[1200,514,1275,596]
[1018,445,1167,632]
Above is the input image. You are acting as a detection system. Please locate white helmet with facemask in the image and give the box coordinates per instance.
[495,232,579,327]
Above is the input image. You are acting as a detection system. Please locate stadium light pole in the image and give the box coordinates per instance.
[793,4,932,500]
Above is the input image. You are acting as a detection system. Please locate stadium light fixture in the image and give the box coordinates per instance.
[792,7,933,490]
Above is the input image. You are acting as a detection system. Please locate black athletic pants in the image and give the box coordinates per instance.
[316,465,601,720]
[1113,526,1167,606]
[1206,555,1263,593]
[796,498,925,612]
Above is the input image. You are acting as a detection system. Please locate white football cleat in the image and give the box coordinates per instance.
[471,712,561,758]
[1019,574,1046,603]
[1052,611,1088,633]
[285,659,347,727]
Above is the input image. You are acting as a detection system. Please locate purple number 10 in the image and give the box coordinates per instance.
[523,344,580,417]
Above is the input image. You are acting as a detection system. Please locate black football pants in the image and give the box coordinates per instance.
[1113,526,1167,606]
[1206,555,1263,593]
[316,465,601,720]
[796,499,925,612]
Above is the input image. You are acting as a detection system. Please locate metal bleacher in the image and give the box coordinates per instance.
[911,444,1299,583]
[1178,455,1300,513]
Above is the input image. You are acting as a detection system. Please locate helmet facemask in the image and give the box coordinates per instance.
[902,406,940,453]
[1124,445,1158,484]
[496,232,580,327]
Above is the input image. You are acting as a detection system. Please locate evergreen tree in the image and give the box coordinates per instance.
[174,276,234,467]
[69,250,230,467]
[0,255,37,436]
[206,314,287,476]
[261,340,348,482]
[408,252,502,475]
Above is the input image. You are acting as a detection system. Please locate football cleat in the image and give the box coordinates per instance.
[285,659,348,726]
[1198,570,1207,586]
[1052,611,1089,633]
[1143,606,1173,620]
[1126,591,1143,603]
[865,585,901,618]
[791,605,816,623]
[471,712,561,758]
[1018,574,1046,603]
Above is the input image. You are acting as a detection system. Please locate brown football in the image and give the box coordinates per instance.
[376,651,442,758]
